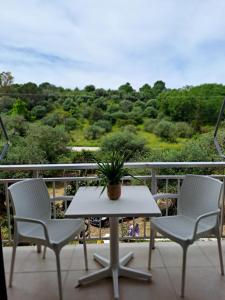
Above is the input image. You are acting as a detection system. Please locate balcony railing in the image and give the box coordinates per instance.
[1,161,225,244]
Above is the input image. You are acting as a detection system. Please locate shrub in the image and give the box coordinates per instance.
[94,120,112,132]
[122,124,137,134]
[42,113,63,127]
[84,125,105,140]
[31,105,47,119]
[143,119,158,133]
[144,106,158,118]
[120,100,133,112]
[65,117,78,131]
[154,120,178,142]
[101,131,147,159]
[63,98,74,111]
[176,122,194,138]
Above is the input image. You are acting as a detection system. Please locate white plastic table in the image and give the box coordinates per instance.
[65,185,161,300]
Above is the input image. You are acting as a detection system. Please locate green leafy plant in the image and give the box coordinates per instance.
[94,151,136,194]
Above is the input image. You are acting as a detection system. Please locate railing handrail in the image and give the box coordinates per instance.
[0,161,225,171]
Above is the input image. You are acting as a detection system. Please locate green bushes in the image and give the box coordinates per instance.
[101,131,147,159]
[94,120,112,133]
[65,117,78,131]
[153,120,177,142]
[144,119,158,133]
[176,122,194,138]
[84,125,105,140]
[144,118,194,142]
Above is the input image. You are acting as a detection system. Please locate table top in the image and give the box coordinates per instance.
[65,185,161,218]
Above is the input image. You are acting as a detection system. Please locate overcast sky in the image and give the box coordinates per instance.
[1,0,225,90]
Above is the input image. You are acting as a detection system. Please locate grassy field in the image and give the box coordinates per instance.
[69,125,187,150]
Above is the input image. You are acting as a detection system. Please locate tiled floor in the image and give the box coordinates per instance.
[3,240,225,300]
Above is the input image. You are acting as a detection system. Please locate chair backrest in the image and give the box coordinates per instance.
[178,175,223,223]
[9,178,51,234]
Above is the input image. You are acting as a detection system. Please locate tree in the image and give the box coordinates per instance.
[11,99,29,118]
[154,120,178,142]
[94,120,112,133]
[42,113,63,127]
[31,105,47,119]
[101,131,147,159]
[0,96,15,112]
[25,124,69,162]
[118,82,134,93]
[84,85,95,92]
[152,80,166,97]
[65,117,78,131]
[84,125,105,140]
[0,71,14,88]
[139,84,154,98]
[120,100,133,113]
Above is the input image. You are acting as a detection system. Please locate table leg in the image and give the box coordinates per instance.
[77,217,151,299]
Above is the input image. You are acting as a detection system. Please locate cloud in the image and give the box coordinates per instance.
[1,0,225,89]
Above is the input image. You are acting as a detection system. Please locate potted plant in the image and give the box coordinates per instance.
[95,151,135,200]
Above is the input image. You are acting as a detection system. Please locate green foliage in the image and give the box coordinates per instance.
[94,152,137,194]
[63,97,75,111]
[11,99,29,118]
[152,80,166,97]
[71,150,96,163]
[144,118,158,133]
[94,120,112,133]
[42,113,63,127]
[2,72,225,166]
[118,82,134,93]
[84,85,95,92]
[144,106,158,118]
[22,124,69,163]
[101,131,147,159]
[158,84,225,127]
[65,117,78,131]
[139,83,154,98]
[120,100,133,112]
[153,120,178,142]
[122,124,137,134]
[0,96,14,112]
[176,122,194,138]
[84,125,105,140]
[3,115,28,137]
[31,105,47,119]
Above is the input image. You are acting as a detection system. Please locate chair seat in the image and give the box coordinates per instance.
[151,215,213,242]
[20,219,84,245]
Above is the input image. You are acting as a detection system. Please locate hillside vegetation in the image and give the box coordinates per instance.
[0,71,225,165]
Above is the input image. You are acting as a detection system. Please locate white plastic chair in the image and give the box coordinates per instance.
[8,178,88,300]
[148,175,224,297]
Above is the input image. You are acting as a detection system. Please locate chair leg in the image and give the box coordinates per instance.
[37,245,42,253]
[181,246,188,298]
[148,227,155,270]
[215,229,224,275]
[55,250,63,300]
[9,241,18,287]
[42,246,47,259]
[82,231,88,271]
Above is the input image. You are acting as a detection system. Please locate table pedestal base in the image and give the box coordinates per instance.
[77,217,151,299]
[77,252,151,299]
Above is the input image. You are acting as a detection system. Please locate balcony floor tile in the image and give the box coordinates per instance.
[3,240,225,300]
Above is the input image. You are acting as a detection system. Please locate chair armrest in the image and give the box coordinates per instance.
[14,216,50,243]
[192,209,220,241]
[50,196,73,202]
[153,193,179,201]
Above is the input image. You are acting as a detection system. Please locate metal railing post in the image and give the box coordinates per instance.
[150,168,157,247]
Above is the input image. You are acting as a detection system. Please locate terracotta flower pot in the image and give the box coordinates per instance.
[107,183,121,200]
